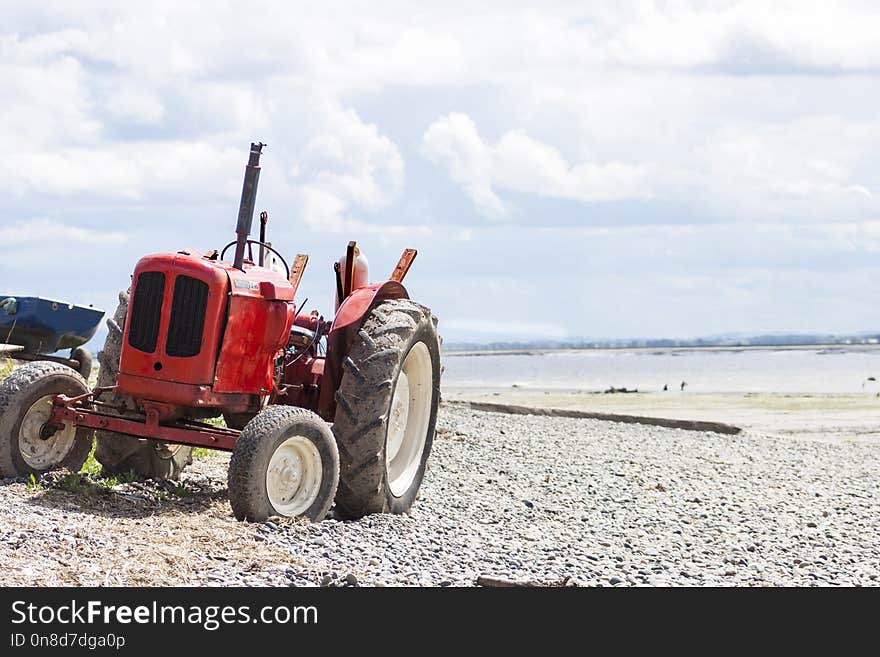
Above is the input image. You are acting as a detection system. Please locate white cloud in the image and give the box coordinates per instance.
[105,84,166,125]
[421,113,506,217]
[425,107,880,223]
[3,2,880,340]
[423,112,660,218]
[0,218,125,245]
[300,100,404,221]
[443,318,568,339]
[0,142,243,200]
[694,116,879,221]
[0,42,98,147]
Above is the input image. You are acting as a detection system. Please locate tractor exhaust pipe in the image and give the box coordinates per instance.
[258,211,268,267]
[233,142,265,271]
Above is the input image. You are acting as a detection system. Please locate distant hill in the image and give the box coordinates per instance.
[443,332,880,352]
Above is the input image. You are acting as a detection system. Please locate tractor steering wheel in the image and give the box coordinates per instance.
[220,240,290,279]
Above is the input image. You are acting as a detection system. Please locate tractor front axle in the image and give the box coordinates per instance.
[48,393,241,451]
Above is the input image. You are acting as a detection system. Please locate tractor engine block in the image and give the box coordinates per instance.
[116,249,295,416]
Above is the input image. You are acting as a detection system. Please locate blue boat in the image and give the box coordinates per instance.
[0,296,104,377]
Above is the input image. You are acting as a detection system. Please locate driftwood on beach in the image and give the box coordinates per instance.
[447,400,743,435]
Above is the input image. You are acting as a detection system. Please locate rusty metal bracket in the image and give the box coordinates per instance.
[343,240,356,299]
[288,253,309,297]
[50,394,241,451]
[333,262,343,306]
[389,248,417,283]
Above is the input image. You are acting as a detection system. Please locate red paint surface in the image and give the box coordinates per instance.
[114,372,258,413]
[118,249,295,403]
[119,252,229,386]
[213,294,292,394]
[332,282,405,332]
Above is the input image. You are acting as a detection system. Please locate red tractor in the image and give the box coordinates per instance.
[0,143,442,522]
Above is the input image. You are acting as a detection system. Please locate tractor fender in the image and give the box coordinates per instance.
[331,281,409,332]
[317,281,409,420]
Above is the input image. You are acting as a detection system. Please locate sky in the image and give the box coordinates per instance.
[2,1,880,346]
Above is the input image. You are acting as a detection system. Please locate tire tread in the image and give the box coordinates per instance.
[0,361,94,477]
[332,298,441,518]
[228,406,339,522]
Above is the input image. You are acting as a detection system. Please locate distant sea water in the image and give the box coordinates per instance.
[441,346,880,394]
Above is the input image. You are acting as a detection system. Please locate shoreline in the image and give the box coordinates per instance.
[442,386,880,443]
[443,343,880,357]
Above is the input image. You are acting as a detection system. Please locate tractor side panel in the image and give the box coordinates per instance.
[213,295,293,395]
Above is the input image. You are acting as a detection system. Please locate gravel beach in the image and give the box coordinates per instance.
[1,404,878,586]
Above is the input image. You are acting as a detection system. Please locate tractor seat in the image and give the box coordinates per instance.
[290,324,315,349]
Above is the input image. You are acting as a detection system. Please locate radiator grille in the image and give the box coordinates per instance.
[165,275,209,357]
[127,272,165,353]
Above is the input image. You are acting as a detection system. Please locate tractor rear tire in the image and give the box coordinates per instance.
[0,361,94,477]
[93,291,193,480]
[228,406,339,522]
[332,298,441,518]
[71,347,93,381]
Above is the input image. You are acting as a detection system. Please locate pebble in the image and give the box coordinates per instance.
[2,406,878,587]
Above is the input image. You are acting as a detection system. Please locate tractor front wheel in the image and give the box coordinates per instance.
[0,361,94,477]
[228,406,339,522]
[332,298,441,518]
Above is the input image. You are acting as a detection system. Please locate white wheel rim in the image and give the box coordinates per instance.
[386,341,433,497]
[266,435,323,517]
[18,395,77,470]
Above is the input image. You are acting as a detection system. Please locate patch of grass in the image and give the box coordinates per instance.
[202,415,227,428]
[60,444,141,492]
[187,417,224,460]
[51,470,139,496]
[0,359,14,380]
[50,466,189,501]
[168,483,189,497]
[81,428,220,466]
[75,444,143,486]
[80,444,102,476]
[191,447,213,460]
[98,469,139,487]
[25,473,45,491]
[53,473,93,495]
[77,444,135,485]
[19,406,216,499]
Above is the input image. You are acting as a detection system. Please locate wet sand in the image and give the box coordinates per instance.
[442,386,880,444]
